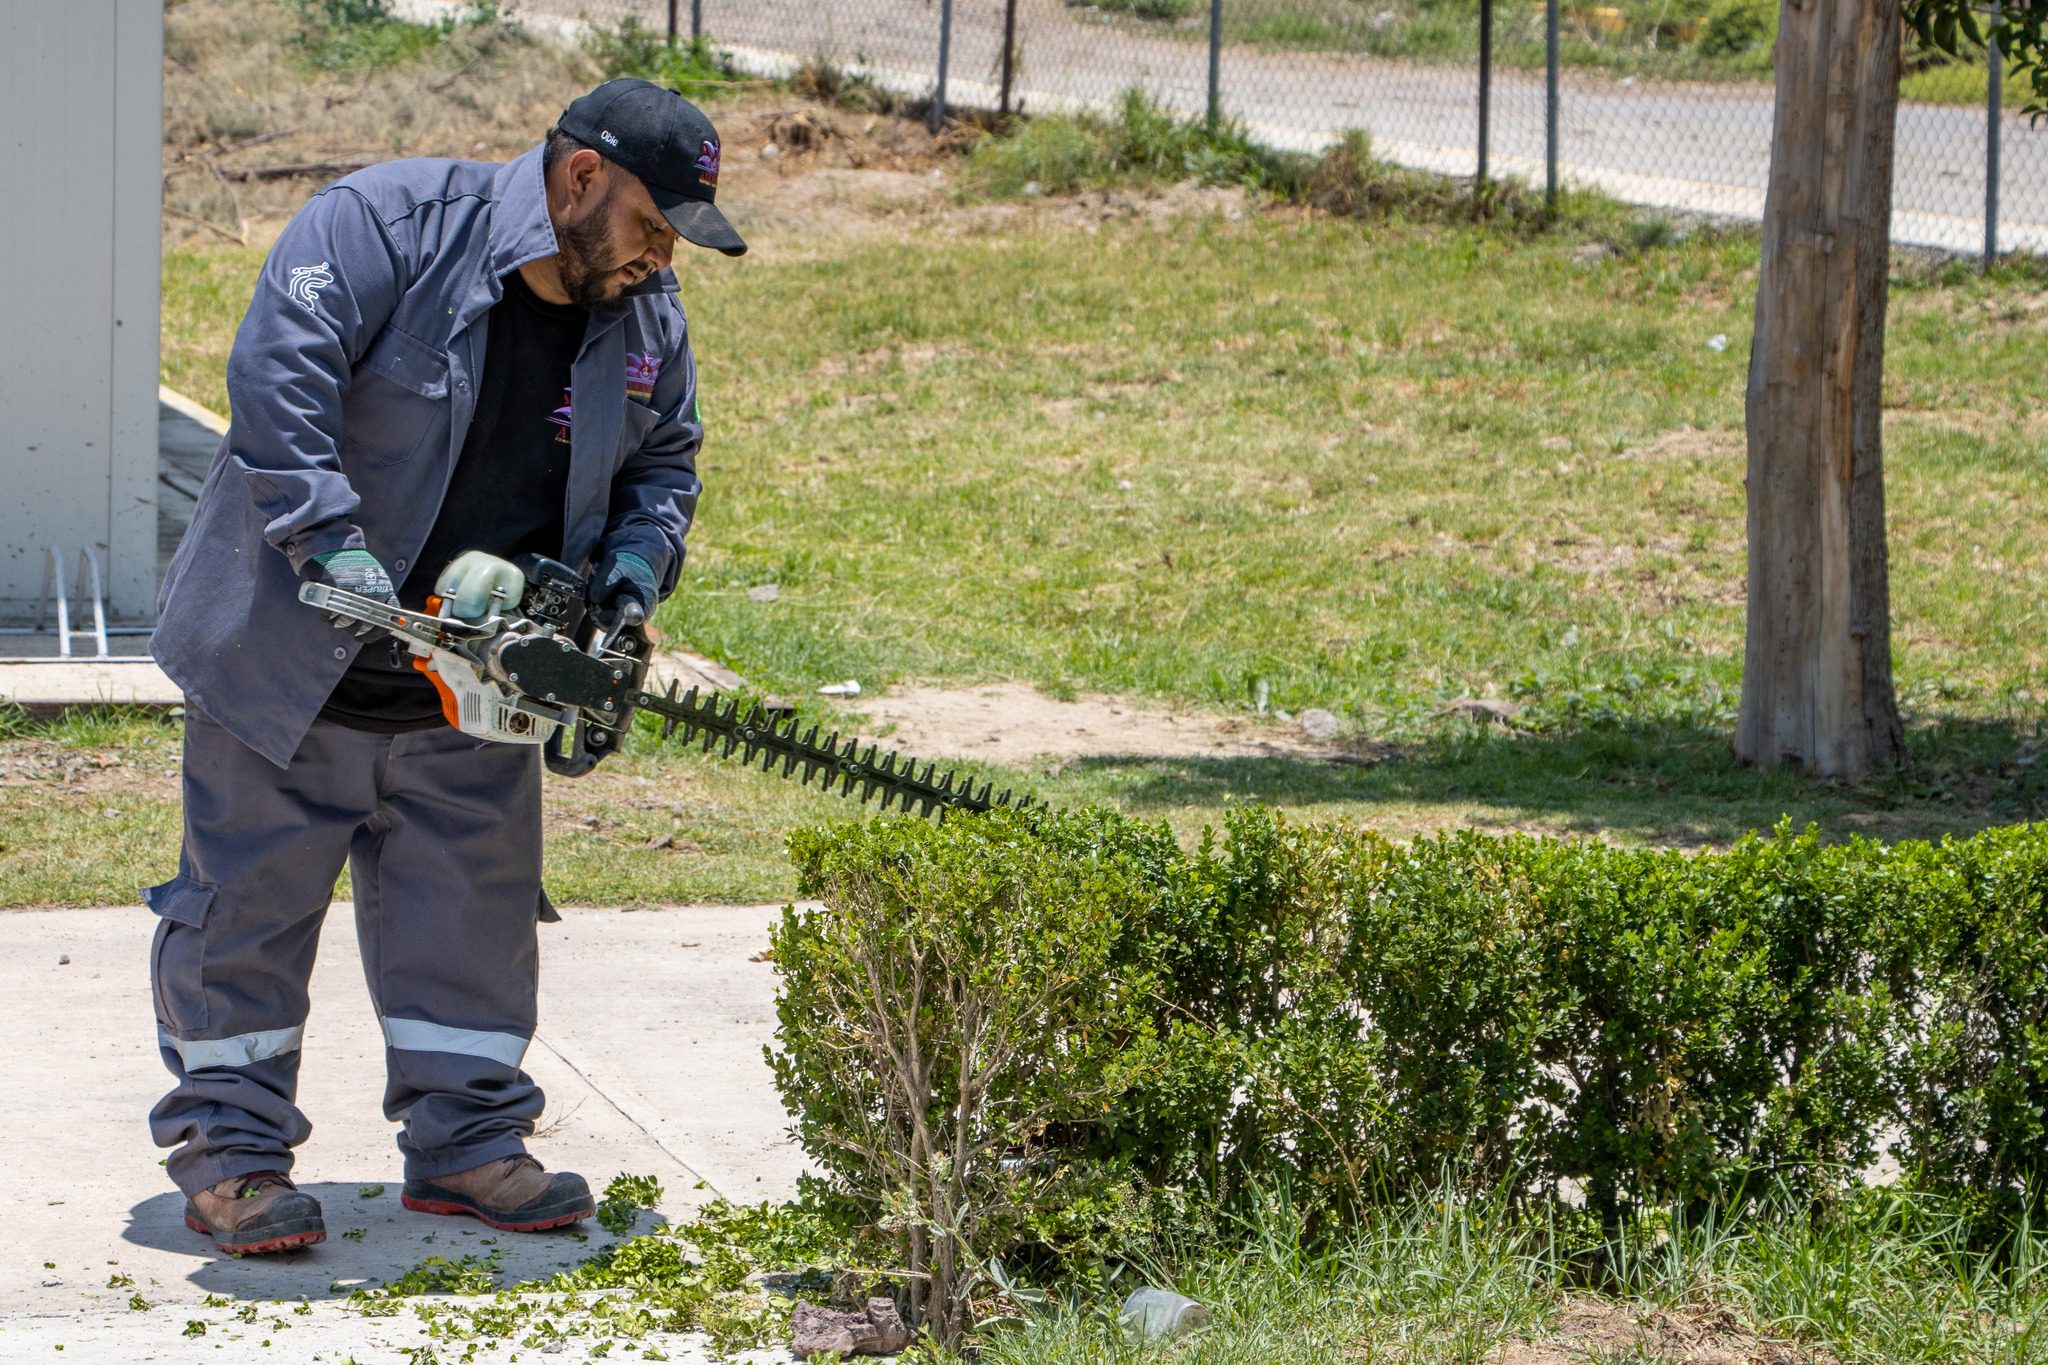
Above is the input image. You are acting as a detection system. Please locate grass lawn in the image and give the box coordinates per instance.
[21,194,2040,909]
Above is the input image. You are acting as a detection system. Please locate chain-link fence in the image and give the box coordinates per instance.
[539,0,2045,258]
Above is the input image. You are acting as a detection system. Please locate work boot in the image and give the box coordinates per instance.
[401,1155,594,1232]
[183,1172,326,1255]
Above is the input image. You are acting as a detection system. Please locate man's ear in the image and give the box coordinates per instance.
[559,147,609,214]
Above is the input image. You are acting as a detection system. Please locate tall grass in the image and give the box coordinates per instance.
[977,1184,2048,1363]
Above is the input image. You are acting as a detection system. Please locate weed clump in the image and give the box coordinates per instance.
[960,88,1283,197]
[790,58,904,116]
[287,0,498,74]
[579,18,744,102]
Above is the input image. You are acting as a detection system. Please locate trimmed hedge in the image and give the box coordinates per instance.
[772,806,2048,1325]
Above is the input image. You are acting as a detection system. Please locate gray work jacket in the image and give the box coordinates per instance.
[154,144,703,767]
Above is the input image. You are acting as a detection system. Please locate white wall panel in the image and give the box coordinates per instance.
[0,0,163,626]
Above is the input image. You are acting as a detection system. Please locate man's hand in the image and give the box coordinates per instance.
[303,549,398,638]
[589,550,657,628]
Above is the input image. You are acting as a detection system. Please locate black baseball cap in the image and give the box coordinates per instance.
[557,78,747,257]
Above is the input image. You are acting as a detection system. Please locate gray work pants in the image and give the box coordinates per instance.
[148,706,554,1197]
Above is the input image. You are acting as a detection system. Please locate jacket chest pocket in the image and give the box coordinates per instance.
[343,325,450,468]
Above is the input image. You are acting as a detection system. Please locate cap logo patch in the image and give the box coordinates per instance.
[600,129,619,147]
[697,139,721,188]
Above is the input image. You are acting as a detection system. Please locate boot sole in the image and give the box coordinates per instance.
[184,1214,326,1255]
[401,1192,594,1232]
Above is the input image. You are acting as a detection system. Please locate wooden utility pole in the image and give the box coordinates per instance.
[1736,0,1906,780]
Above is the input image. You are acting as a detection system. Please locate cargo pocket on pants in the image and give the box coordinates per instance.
[145,875,217,1035]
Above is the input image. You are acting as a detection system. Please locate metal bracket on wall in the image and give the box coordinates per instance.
[0,545,154,663]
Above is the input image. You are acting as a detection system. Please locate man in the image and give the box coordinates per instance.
[147,79,745,1255]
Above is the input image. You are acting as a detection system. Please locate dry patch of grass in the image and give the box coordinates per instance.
[1493,1297,1831,1365]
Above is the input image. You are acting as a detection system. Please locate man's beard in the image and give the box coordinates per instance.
[555,184,622,309]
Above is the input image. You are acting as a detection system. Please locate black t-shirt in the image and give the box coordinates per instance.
[319,269,587,732]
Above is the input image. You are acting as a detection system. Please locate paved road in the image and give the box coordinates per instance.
[567,0,2047,253]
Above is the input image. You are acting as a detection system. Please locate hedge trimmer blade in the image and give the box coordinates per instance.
[637,681,1028,818]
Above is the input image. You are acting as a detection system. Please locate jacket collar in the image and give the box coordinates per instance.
[490,144,561,278]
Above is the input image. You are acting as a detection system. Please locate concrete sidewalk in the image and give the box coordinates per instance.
[0,903,811,1361]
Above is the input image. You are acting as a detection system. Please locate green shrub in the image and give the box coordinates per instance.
[773,807,1169,1347]
[771,806,2048,1341]
[1697,0,1777,59]
[1892,825,2048,1230]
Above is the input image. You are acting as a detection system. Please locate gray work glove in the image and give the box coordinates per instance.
[303,548,398,638]
[589,550,657,628]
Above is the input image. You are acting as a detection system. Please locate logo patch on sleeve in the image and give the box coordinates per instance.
[626,352,661,401]
[696,140,721,188]
[287,262,334,312]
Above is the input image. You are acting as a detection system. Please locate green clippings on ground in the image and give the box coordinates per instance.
[349,1252,504,1316]
[394,1194,859,1355]
[596,1173,666,1235]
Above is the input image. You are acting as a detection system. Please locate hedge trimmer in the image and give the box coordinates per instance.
[299,553,1026,818]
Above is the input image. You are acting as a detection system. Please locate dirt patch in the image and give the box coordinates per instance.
[1616,426,1744,463]
[850,682,1384,768]
[0,741,181,803]
[1492,1296,1832,1365]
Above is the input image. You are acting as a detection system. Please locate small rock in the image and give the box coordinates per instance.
[1117,479,1134,490]
[1706,333,1729,352]
[762,143,782,159]
[818,680,862,698]
[646,834,675,850]
[57,955,70,966]
[1298,708,1340,741]
[792,1297,911,1358]
[1570,242,1612,268]
[1023,179,1043,197]
[748,583,781,603]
